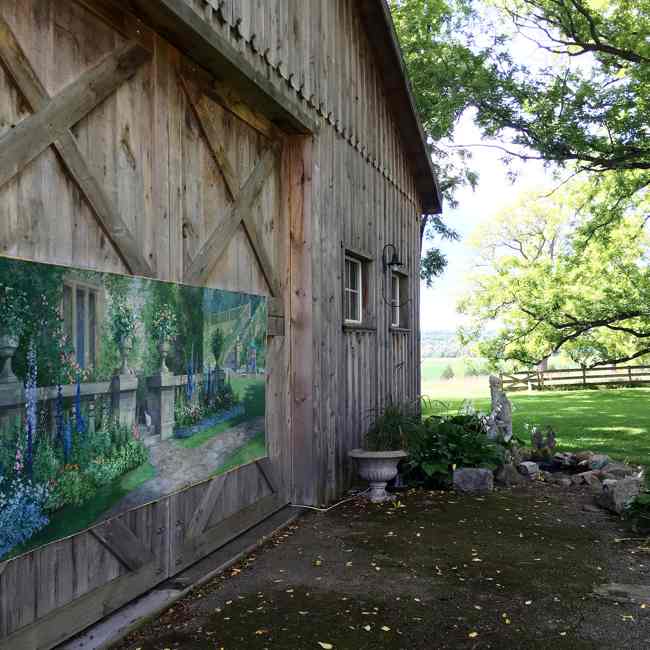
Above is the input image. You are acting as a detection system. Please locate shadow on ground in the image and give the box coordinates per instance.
[115,484,650,649]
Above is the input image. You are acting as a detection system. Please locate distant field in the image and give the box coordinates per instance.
[421,357,473,382]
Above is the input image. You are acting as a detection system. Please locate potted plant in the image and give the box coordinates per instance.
[349,402,416,502]
[109,296,136,375]
[0,284,28,384]
[150,304,178,374]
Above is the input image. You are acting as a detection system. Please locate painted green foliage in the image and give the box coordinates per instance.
[0,257,267,562]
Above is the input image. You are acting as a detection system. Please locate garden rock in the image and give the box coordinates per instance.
[495,463,525,487]
[583,472,603,492]
[597,477,643,514]
[518,461,539,480]
[453,468,494,494]
[576,451,595,463]
[602,463,640,480]
[553,452,577,469]
[589,454,610,470]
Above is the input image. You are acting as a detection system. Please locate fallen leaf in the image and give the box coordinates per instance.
[381,626,391,631]
[363,625,371,631]
[468,632,478,639]
[318,643,334,649]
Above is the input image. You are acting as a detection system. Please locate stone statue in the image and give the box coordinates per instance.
[487,375,513,443]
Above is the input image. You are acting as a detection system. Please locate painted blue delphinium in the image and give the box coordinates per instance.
[63,417,72,463]
[75,376,86,436]
[186,359,194,400]
[24,339,38,476]
[0,473,49,560]
[55,384,64,446]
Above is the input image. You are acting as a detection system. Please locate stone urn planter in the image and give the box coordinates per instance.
[158,340,172,374]
[348,449,408,503]
[117,340,134,375]
[0,334,20,384]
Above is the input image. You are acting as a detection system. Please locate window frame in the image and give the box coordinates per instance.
[344,256,363,325]
[390,273,400,328]
[61,278,102,370]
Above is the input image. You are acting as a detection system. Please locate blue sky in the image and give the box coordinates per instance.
[419,115,553,333]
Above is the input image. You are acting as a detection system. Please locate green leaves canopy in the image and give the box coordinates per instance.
[459,182,650,368]
[391,0,650,283]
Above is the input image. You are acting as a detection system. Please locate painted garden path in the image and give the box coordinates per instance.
[101,416,264,520]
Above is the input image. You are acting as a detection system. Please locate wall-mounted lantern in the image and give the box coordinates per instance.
[382,243,403,274]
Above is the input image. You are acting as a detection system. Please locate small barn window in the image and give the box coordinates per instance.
[390,274,400,327]
[62,280,101,370]
[344,257,363,324]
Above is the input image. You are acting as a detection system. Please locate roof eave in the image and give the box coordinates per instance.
[358,0,443,214]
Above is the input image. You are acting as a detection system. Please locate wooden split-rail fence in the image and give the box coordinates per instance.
[501,365,650,392]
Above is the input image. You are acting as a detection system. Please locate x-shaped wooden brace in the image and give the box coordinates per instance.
[180,78,281,302]
[0,17,152,276]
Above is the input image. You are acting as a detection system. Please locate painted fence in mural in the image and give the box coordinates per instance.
[0,256,267,562]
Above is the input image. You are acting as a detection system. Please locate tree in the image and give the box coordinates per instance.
[459,182,650,368]
[391,0,650,283]
[441,364,455,380]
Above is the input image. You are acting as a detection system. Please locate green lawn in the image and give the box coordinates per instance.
[214,431,266,475]
[422,386,650,468]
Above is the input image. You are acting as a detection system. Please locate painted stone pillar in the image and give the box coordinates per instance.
[148,373,177,440]
[112,374,138,429]
[0,383,24,434]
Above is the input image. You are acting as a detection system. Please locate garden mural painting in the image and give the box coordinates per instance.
[0,256,267,562]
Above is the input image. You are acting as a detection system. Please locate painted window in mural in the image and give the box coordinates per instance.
[0,257,267,561]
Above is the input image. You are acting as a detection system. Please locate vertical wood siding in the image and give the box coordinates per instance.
[178,0,425,502]
[0,0,426,645]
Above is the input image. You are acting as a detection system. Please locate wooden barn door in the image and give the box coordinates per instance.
[0,2,290,648]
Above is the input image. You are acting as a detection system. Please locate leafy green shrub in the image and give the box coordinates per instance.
[32,439,60,487]
[175,397,206,428]
[441,364,455,380]
[626,493,650,532]
[47,465,96,511]
[364,402,420,451]
[406,412,504,486]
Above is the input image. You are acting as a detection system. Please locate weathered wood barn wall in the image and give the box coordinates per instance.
[0,0,441,647]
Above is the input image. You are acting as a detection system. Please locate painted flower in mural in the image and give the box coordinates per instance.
[57,335,91,384]
[150,304,179,343]
[24,339,38,475]
[0,283,28,339]
[109,296,136,347]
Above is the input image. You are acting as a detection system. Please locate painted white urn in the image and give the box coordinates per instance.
[348,449,408,503]
[0,334,20,384]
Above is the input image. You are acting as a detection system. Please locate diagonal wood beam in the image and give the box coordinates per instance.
[242,212,281,298]
[179,76,239,201]
[256,457,282,494]
[186,474,227,540]
[184,145,279,286]
[0,20,152,275]
[90,517,154,572]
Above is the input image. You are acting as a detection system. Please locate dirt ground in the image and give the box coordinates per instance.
[115,482,650,649]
